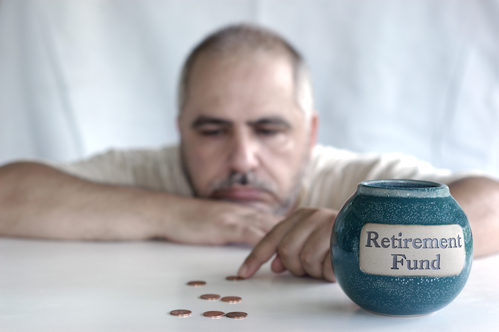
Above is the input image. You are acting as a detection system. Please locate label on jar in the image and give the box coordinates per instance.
[359,223,465,277]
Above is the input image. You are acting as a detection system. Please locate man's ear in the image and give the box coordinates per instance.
[308,111,319,150]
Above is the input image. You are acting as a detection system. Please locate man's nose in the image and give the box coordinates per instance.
[228,131,259,173]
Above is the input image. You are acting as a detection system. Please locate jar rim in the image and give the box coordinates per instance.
[358,179,450,198]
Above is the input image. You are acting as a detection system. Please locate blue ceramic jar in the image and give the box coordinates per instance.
[331,179,473,316]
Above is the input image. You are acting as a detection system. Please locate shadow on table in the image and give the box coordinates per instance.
[251,272,428,322]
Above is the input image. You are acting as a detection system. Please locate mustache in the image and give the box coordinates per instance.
[210,171,275,193]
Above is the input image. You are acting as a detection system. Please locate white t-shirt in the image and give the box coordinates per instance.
[54,145,465,211]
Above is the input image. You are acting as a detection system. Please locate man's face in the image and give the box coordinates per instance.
[178,52,317,216]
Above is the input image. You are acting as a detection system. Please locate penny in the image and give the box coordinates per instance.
[225,275,245,281]
[186,280,206,287]
[220,296,242,303]
[202,310,225,319]
[169,309,192,317]
[200,293,221,300]
[225,311,248,319]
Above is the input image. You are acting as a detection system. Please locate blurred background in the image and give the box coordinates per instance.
[1,0,498,176]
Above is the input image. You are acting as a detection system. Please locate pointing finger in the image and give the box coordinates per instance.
[237,211,309,278]
[237,224,286,278]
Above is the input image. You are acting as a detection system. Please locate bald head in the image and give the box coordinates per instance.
[177,24,314,117]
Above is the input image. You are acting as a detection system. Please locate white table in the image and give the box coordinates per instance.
[1,238,498,331]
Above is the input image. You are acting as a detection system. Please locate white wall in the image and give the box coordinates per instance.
[1,0,498,176]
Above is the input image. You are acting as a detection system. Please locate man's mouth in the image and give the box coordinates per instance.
[210,186,269,202]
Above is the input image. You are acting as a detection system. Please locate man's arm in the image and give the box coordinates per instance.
[0,162,278,244]
[238,175,499,281]
[449,176,499,257]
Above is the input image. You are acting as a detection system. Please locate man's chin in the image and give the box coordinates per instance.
[207,188,295,216]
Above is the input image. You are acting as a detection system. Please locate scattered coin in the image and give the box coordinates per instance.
[225,275,245,281]
[177,279,247,320]
[169,309,192,318]
[225,311,248,319]
[220,296,242,304]
[199,293,221,300]
[202,310,225,319]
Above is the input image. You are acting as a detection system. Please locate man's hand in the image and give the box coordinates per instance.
[237,208,337,282]
[162,198,280,246]
[449,176,499,257]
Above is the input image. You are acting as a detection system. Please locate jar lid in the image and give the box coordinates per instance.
[358,179,450,198]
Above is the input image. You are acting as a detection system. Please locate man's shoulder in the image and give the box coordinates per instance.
[307,144,461,186]
[49,144,188,191]
[309,144,365,172]
[104,144,179,158]
[303,145,429,210]
[83,144,180,166]
[310,144,422,169]
[311,144,357,162]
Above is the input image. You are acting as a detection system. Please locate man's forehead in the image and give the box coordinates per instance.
[180,52,304,123]
[187,52,295,96]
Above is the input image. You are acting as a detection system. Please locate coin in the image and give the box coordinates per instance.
[220,296,242,303]
[200,293,221,300]
[225,311,248,319]
[225,275,245,281]
[186,280,206,287]
[202,310,225,319]
[169,309,192,317]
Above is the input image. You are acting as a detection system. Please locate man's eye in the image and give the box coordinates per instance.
[256,128,280,136]
[199,129,226,136]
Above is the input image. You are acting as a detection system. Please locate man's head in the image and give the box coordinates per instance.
[177,24,318,216]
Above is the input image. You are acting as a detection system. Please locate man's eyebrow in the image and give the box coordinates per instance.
[248,117,292,128]
[191,116,232,128]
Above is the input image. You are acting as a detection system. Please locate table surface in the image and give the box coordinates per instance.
[1,238,498,332]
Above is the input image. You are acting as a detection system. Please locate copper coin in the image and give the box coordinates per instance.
[200,293,221,300]
[169,309,192,317]
[226,311,248,319]
[186,280,206,287]
[225,275,245,281]
[220,296,242,303]
[202,310,225,319]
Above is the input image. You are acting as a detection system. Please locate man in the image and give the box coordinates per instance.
[0,24,498,282]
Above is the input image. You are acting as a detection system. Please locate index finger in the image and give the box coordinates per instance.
[237,225,283,278]
[237,209,315,278]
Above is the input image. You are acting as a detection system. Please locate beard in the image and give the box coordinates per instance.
[179,141,311,217]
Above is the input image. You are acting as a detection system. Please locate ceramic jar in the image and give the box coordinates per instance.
[331,179,473,316]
